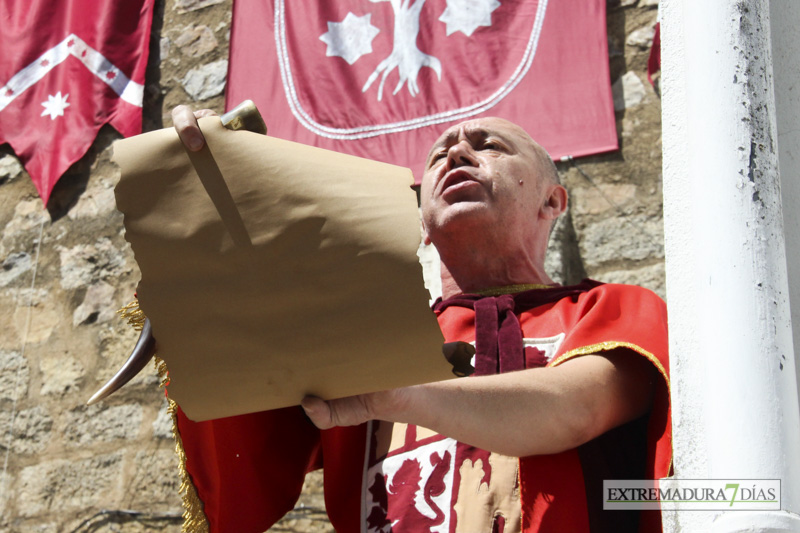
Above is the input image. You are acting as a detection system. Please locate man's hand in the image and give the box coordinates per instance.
[301,388,409,430]
[171,105,218,151]
[301,394,375,429]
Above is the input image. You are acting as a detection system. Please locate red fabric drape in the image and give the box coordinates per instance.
[0,0,154,204]
[226,0,618,184]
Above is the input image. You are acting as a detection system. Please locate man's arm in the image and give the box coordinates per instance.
[301,348,656,457]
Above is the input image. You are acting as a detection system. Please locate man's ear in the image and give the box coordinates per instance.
[541,184,568,220]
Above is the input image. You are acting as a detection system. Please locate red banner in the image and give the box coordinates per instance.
[648,22,661,86]
[0,0,155,204]
[228,0,616,183]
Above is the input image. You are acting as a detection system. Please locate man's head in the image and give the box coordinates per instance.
[419,117,566,258]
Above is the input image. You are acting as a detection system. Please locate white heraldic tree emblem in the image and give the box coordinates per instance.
[319,0,501,101]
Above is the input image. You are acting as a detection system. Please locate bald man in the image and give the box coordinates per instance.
[170,108,671,533]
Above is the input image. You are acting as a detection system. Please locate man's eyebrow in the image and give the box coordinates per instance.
[426,126,519,161]
[475,128,516,142]
[435,130,460,148]
[456,126,517,145]
[426,131,458,160]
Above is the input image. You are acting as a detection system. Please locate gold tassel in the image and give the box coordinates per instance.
[117,299,147,331]
[119,299,210,532]
[166,395,210,533]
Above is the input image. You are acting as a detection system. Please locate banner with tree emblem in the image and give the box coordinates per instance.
[227,0,617,183]
[0,0,155,204]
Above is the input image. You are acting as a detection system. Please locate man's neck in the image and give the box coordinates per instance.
[438,256,555,299]
[427,221,554,299]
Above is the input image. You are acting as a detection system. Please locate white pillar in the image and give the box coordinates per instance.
[769,0,800,431]
[661,0,800,531]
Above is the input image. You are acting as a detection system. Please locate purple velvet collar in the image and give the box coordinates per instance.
[432,280,603,376]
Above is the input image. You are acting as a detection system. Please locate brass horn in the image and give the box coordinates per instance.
[87,101,267,405]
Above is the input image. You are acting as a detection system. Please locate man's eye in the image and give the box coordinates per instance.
[430,152,447,164]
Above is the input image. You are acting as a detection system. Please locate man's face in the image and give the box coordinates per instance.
[420,117,551,247]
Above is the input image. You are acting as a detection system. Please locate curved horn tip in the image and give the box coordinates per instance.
[86,318,157,405]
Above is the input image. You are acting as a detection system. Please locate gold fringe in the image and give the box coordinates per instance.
[118,298,210,532]
[167,396,210,533]
[155,355,170,389]
[117,299,147,331]
[549,340,670,389]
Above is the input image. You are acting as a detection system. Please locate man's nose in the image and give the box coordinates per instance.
[446,140,478,170]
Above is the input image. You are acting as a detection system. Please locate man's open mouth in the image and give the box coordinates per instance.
[441,169,480,194]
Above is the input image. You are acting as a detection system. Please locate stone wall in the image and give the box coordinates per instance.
[0,0,662,531]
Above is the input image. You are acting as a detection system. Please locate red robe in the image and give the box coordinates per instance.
[175,281,671,532]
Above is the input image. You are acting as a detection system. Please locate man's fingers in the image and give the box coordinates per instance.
[301,395,374,429]
[171,105,214,151]
[301,396,335,429]
[193,109,219,119]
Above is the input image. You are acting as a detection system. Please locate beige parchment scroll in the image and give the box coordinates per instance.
[112,117,453,422]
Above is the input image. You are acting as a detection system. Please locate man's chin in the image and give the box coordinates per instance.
[433,200,496,229]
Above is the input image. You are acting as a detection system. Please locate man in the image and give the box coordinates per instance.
[170,107,671,532]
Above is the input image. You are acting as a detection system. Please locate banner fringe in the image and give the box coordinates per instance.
[117,299,147,331]
[166,393,210,533]
[119,299,210,532]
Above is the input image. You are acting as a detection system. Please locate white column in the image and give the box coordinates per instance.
[661,0,800,531]
[770,0,800,433]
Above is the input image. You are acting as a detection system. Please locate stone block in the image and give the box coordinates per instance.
[579,214,664,269]
[174,24,218,58]
[0,350,29,402]
[127,448,182,509]
[174,0,225,13]
[598,262,666,300]
[17,453,124,517]
[67,185,117,220]
[612,71,646,111]
[570,184,638,216]
[64,404,143,446]
[181,60,228,101]
[160,37,171,61]
[152,399,174,440]
[2,200,50,240]
[0,155,23,183]
[0,405,53,454]
[626,25,656,49]
[72,281,117,327]
[39,355,84,396]
[58,238,128,290]
[12,301,60,346]
[0,252,31,288]
[0,471,12,520]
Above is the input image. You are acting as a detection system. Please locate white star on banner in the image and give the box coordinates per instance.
[439,0,501,37]
[319,12,380,65]
[41,91,70,120]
